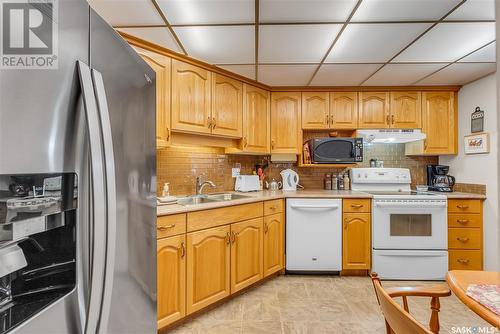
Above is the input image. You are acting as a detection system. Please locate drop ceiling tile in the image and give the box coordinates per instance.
[459,42,496,62]
[258,65,317,86]
[363,63,445,86]
[446,0,495,20]
[395,23,495,62]
[173,26,254,64]
[417,63,496,85]
[89,0,164,26]
[156,0,254,25]
[260,0,357,23]
[116,27,181,52]
[326,24,431,63]
[217,65,256,80]
[352,0,461,22]
[259,25,342,63]
[310,64,381,86]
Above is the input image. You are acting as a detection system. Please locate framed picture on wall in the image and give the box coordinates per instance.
[464,133,490,154]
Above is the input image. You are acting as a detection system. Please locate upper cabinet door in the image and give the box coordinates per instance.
[330,92,358,129]
[422,92,456,154]
[358,92,390,129]
[270,92,301,154]
[135,48,171,148]
[242,85,270,154]
[171,59,211,135]
[301,92,329,129]
[211,73,243,138]
[390,92,422,129]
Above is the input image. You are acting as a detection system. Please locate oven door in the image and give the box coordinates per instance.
[372,199,447,250]
[312,139,355,163]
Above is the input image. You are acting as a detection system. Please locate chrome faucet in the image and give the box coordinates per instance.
[195,176,216,195]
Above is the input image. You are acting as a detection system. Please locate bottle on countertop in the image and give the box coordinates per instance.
[162,182,170,197]
[338,174,344,190]
[324,173,332,190]
[331,174,338,190]
[343,174,350,190]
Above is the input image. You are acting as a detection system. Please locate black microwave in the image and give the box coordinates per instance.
[306,138,363,163]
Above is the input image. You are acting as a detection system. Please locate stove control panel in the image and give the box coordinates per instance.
[350,168,411,184]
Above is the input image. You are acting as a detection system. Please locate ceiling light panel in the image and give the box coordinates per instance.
[89,0,163,26]
[445,0,495,20]
[116,27,182,52]
[459,42,496,62]
[156,0,254,25]
[394,22,495,62]
[351,0,461,22]
[217,65,256,80]
[258,65,317,86]
[417,63,496,85]
[173,26,254,64]
[260,0,357,23]
[259,25,342,63]
[326,24,431,63]
[310,64,381,86]
[363,63,445,86]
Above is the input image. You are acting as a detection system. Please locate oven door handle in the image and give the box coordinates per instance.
[374,202,447,209]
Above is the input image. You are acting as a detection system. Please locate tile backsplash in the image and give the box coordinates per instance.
[157,144,438,196]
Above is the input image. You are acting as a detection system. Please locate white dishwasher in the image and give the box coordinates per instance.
[286,199,342,272]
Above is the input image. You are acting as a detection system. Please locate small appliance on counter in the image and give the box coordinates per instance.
[235,175,260,192]
[305,137,363,164]
[280,169,299,191]
[427,164,456,192]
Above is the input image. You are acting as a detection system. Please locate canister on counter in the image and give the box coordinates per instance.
[324,173,332,190]
[331,174,338,190]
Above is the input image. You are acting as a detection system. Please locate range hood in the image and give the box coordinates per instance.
[357,129,426,144]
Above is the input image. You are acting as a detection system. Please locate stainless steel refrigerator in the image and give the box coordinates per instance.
[0,0,157,333]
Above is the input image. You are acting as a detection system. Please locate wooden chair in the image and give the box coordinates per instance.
[370,273,451,334]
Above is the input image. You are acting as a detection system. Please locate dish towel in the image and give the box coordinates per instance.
[466,284,500,315]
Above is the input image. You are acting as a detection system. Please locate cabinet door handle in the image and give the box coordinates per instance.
[179,242,186,258]
[457,205,469,209]
[386,115,390,125]
[271,139,275,150]
[166,127,170,141]
[350,204,363,208]
[457,258,470,264]
[230,231,237,244]
[208,117,212,129]
[456,237,470,242]
[264,222,268,234]
[243,136,248,147]
[457,219,469,224]
[391,115,395,125]
[157,224,175,231]
[225,232,231,245]
[343,218,349,229]
[212,117,216,129]
[326,114,329,125]
[424,139,428,150]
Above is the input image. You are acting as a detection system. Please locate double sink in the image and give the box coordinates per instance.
[177,192,251,206]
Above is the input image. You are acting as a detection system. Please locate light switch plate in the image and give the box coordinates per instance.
[232,168,240,178]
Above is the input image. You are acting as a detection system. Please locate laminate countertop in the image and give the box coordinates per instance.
[157,190,486,216]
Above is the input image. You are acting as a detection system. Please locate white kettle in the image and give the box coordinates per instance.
[280,169,299,191]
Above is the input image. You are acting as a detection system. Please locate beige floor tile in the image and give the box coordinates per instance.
[282,321,326,334]
[241,321,283,334]
[275,282,309,300]
[242,297,281,321]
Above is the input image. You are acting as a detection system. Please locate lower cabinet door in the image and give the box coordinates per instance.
[263,213,284,277]
[230,218,263,293]
[187,225,231,314]
[157,235,186,329]
[342,213,371,270]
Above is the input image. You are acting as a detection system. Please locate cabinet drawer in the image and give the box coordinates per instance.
[448,228,481,249]
[157,214,186,238]
[448,214,482,228]
[343,199,371,213]
[264,199,283,215]
[187,202,263,232]
[449,250,482,270]
[448,200,481,214]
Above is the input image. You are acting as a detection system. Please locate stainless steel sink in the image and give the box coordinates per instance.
[177,193,250,206]
[206,193,251,201]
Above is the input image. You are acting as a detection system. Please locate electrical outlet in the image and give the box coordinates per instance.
[232,168,240,178]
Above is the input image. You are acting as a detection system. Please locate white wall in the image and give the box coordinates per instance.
[440,73,499,271]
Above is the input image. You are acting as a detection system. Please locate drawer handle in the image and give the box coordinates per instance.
[457,219,469,224]
[269,206,277,210]
[179,242,186,258]
[350,204,363,208]
[457,258,470,264]
[157,224,175,231]
[457,205,469,209]
[456,237,470,242]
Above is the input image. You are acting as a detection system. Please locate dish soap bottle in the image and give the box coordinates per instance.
[343,174,350,190]
[162,182,170,197]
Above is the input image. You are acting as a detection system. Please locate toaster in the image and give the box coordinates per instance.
[234,175,260,192]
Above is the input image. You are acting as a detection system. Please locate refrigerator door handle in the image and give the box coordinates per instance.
[91,69,117,334]
[77,61,107,334]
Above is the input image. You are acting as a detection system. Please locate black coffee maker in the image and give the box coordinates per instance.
[427,164,456,192]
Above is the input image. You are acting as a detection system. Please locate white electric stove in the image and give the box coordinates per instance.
[351,168,448,280]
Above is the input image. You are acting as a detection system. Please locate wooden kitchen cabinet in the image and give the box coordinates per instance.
[330,92,358,129]
[230,218,263,293]
[358,92,390,129]
[186,225,230,314]
[157,234,186,329]
[263,213,284,277]
[390,92,421,129]
[241,84,270,153]
[171,59,212,135]
[135,48,171,148]
[211,73,243,138]
[271,92,301,154]
[342,213,371,270]
[301,92,329,129]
